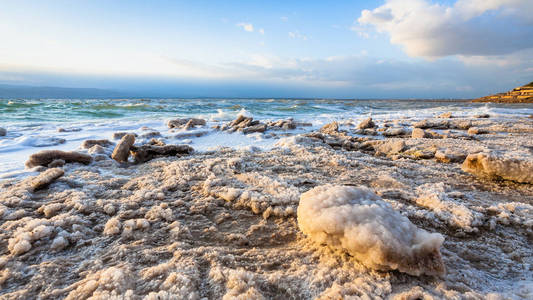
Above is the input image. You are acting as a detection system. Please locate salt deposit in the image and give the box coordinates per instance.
[462,152,533,184]
[297,185,445,276]
[1,106,533,298]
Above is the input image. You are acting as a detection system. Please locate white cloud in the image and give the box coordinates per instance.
[288,31,308,40]
[280,16,289,22]
[236,23,254,32]
[259,28,265,35]
[358,0,533,58]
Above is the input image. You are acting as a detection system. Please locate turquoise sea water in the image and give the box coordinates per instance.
[1,98,532,176]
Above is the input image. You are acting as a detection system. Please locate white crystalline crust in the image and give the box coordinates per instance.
[462,152,533,184]
[2,114,533,299]
[297,185,445,276]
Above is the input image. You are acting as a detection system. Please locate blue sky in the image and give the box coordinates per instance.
[1,0,532,98]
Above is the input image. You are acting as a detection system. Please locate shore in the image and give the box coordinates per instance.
[1,113,533,299]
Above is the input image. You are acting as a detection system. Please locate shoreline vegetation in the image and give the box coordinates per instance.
[1,112,533,299]
[473,82,533,103]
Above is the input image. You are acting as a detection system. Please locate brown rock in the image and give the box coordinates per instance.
[139,131,161,138]
[88,145,106,155]
[228,115,247,127]
[26,150,93,168]
[148,138,166,146]
[437,112,453,118]
[81,139,113,149]
[111,134,135,163]
[47,159,65,168]
[242,124,267,134]
[435,150,466,163]
[474,114,490,118]
[357,117,376,129]
[412,128,429,138]
[167,118,206,128]
[31,168,64,191]
[374,140,406,156]
[413,119,449,129]
[320,121,339,134]
[467,127,489,135]
[130,144,193,163]
[383,128,406,137]
[112,132,137,140]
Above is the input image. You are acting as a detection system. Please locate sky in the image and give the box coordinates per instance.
[0,0,532,98]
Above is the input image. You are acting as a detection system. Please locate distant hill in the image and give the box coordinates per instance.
[0,84,124,98]
[473,82,533,103]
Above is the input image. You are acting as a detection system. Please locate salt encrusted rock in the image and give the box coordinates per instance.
[111,134,135,163]
[81,139,113,149]
[297,185,445,276]
[320,121,339,134]
[47,159,65,168]
[474,114,490,118]
[383,127,406,137]
[31,168,64,191]
[467,127,489,135]
[139,131,161,138]
[50,236,69,251]
[184,120,195,130]
[112,132,137,140]
[412,128,429,139]
[26,150,93,168]
[103,217,121,235]
[88,145,106,155]
[268,119,296,130]
[221,115,268,134]
[167,118,206,129]
[0,127,6,136]
[374,140,406,156]
[437,112,453,118]
[147,138,166,146]
[435,150,466,163]
[462,152,533,184]
[357,117,375,129]
[57,127,81,132]
[403,146,437,160]
[173,130,209,139]
[413,119,449,129]
[452,120,472,130]
[130,144,193,163]
[242,124,267,134]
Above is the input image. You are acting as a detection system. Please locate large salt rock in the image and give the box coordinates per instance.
[26,150,92,168]
[297,185,445,276]
[462,152,533,184]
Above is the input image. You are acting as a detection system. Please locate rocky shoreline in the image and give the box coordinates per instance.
[473,82,533,103]
[1,113,533,299]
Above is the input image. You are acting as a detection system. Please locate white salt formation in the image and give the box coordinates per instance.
[462,152,533,184]
[2,114,533,299]
[297,185,445,276]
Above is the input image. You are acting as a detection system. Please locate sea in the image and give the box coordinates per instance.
[1,98,532,178]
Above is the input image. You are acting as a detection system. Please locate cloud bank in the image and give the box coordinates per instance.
[358,0,533,58]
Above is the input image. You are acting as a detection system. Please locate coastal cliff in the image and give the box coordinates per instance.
[473,82,533,103]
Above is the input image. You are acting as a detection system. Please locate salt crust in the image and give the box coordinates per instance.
[298,185,445,276]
